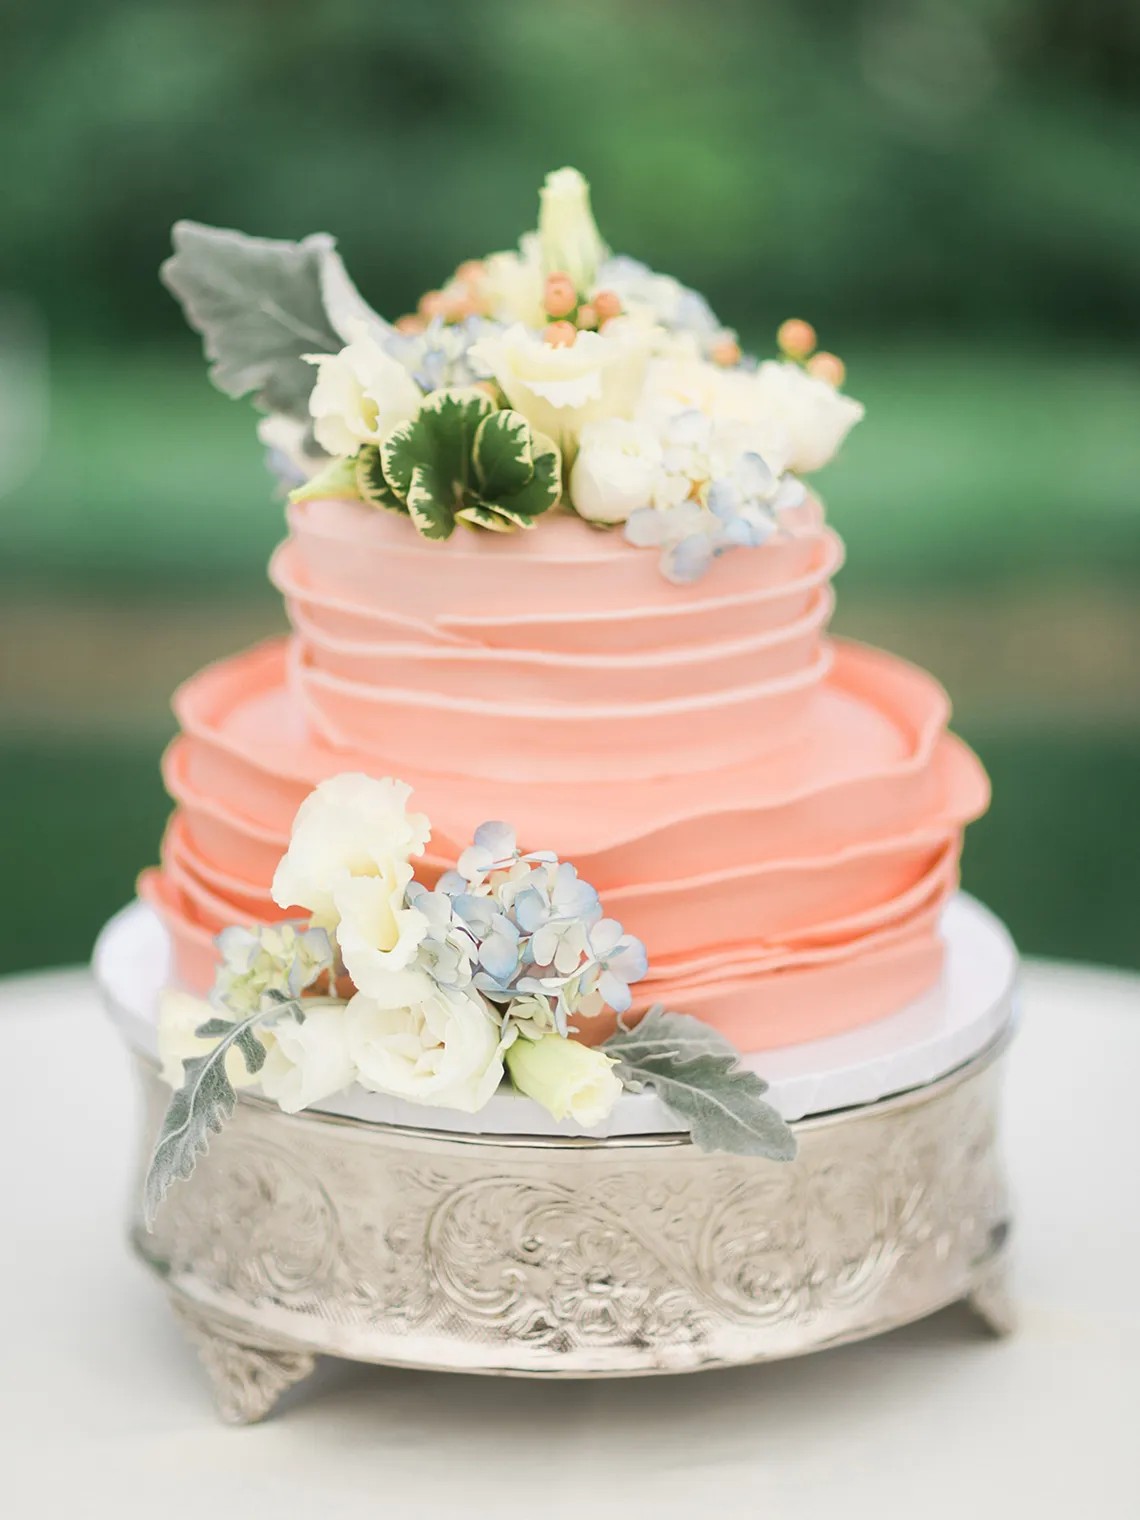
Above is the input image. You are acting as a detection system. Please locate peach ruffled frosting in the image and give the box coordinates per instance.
[141,494,988,1052]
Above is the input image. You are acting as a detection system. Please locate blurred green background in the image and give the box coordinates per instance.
[1,0,1137,972]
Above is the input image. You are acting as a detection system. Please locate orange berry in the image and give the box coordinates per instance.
[418,289,447,319]
[576,302,599,330]
[441,290,477,322]
[807,351,846,387]
[543,272,578,319]
[542,320,578,348]
[710,336,742,367]
[395,313,427,334]
[592,289,622,323]
[455,259,485,288]
[777,318,817,361]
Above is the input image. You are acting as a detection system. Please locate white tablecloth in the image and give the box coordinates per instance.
[2,959,1138,1518]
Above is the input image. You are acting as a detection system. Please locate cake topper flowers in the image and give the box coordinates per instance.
[144,774,795,1226]
[162,167,863,581]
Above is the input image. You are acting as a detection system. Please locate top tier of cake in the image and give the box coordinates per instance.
[143,487,988,1052]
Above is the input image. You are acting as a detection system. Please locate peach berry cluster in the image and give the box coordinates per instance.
[776,318,846,387]
[540,272,622,347]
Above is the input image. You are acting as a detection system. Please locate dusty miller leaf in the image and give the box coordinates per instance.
[161,222,344,418]
[142,1003,289,1229]
[603,1007,797,1162]
[317,245,391,346]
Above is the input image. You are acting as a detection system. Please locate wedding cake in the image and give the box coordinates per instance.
[92,170,1016,1410]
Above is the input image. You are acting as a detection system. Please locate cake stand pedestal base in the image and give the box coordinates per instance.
[133,1030,1015,1423]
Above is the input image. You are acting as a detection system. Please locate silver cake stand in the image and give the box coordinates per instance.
[96,896,1017,1423]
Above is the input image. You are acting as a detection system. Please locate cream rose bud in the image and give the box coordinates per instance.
[751,360,864,475]
[271,773,431,932]
[156,990,263,1091]
[570,418,663,524]
[506,1034,624,1128]
[257,1006,355,1114]
[346,985,508,1113]
[304,325,422,458]
[538,167,607,294]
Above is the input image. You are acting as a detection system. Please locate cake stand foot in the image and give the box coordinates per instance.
[965,1259,1016,1338]
[169,1298,317,1424]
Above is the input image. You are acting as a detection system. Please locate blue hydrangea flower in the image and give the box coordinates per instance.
[514,862,602,974]
[625,443,805,585]
[404,881,475,990]
[213,922,333,1015]
[385,316,500,392]
[581,919,649,1015]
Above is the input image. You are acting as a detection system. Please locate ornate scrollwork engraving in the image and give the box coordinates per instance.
[135,1047,1013,1412]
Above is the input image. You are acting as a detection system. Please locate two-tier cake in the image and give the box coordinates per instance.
[95,170,1016,1414]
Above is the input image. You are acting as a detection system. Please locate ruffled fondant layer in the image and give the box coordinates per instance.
[144,495,988,1050]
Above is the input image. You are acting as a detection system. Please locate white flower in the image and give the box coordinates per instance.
[304,325,422,457]
[637,357,791,476]
[257,1004,355,1114]
[470,319,650,455]
[569,418,663,524]
[505,1033,623,1127]
[271,773,431,934]
[157,990,262,1091]
[751,360,864,474]
[331,873,432,1006]
[538,167,607,292]
[480,233,545,327]
[346,984,509,1113]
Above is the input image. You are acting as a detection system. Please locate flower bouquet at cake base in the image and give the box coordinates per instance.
[146,772,797,1226]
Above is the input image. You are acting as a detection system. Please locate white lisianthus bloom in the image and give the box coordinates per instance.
[303,324,422,458]
[346,984,509,1113]
[157,989,262,1091]
[271,773,431,933]
[538,167,607,292]
[331,873,432,1006]
[470,318,651,456]
[505,1033,623,1128]
[480,233,545,327]
[257,1005,355,1114]
[569,418,663,524]
[751,360,864,474]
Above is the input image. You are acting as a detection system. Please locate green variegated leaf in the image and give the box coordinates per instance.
[142,1006,284,1228]
[355,444,404,512]
[500,430,561,523]
[406,461,455,540]
[478,504,539,530]
[455,504,516,532]
[289,453,362,504]
[603,1007,797,1162]
[378,389,559,540]
[381,387,492,504]
[472,408,535,500]
[160,222,344,418]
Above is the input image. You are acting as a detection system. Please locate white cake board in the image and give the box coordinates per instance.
[93,893,1017,1135]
